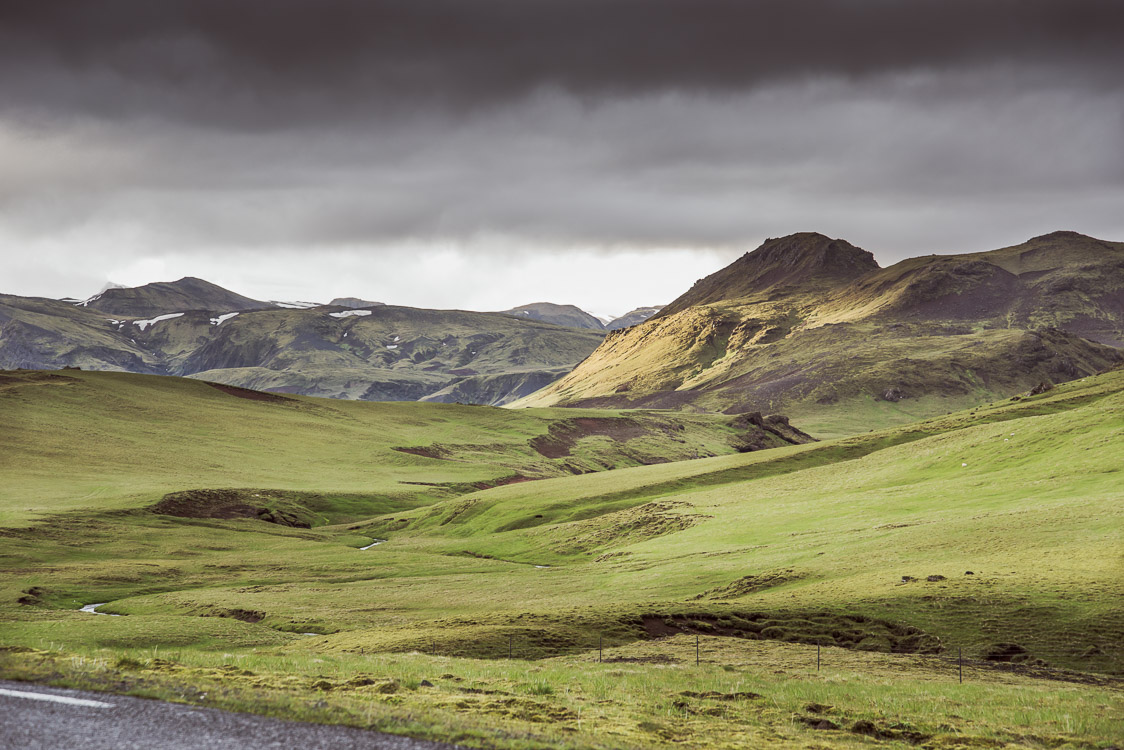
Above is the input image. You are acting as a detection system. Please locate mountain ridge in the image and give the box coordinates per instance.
[79,276,268,318]
[516,231,1124,435]
[500,302,607,330]
[607,305,664,330]
[0,289,605,405]
[659,232,879,317]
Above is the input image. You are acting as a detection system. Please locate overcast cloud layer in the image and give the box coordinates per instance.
[2,0,1123,314]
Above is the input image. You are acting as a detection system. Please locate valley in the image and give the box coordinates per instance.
[2,232,1123,749]
[6,5,1122,748]
[2,366,1121,748]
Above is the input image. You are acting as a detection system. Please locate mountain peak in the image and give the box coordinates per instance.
[1026,230,1093,244]
[661,233,878,315]
[752,232,877,275]
[500,302,606,330]
[80,277,267,318]
[330,297,385,309]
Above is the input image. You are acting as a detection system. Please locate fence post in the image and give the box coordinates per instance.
[817,644,821,671]
[696,635,700,666]
[509,635,512,660]
[959,647,963,684]
[599,634,602,663]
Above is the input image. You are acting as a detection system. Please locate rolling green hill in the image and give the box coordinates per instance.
[0,368,805,526]
[517,231,1124,437]
[1,367,1120,748]
[0,286,606,404]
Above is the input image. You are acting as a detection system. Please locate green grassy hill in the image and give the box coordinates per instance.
[517,232,1124,436]
[1,367,1121,747]
[0,369,803,526]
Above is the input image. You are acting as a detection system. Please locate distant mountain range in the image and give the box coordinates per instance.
[330,297,385,309]
[0,278,606,405]
[516,231,1124,435]
[67,281,656,333]
[7,230,1120,429]
[500,302,663,330]
[76,277,266,318]
[605,306,664,330]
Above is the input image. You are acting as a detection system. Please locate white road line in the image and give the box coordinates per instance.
[0,688,114,708]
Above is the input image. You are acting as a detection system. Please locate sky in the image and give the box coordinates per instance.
[2,1,1123,317]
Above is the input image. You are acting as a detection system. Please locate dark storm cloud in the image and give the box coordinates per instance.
[1,1,1123,308]
[2,0,1123,127]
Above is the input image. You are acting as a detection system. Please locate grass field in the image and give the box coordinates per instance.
[0,369,788,526]
[2,367,1122,748]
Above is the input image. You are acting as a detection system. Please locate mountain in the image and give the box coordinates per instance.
[606,306,664,330]
[516,231,1124,436]
[329,297,385,309]
[0,282,605,405]
[810,230,1124,346]
[500,302,606,330]
[78,277,268,318]
[659,233,878,317]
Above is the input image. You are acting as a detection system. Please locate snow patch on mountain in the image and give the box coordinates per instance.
[133,312,184,331]
[273,300,322,309]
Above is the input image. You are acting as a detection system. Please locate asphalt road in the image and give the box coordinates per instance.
[0,680,460,750]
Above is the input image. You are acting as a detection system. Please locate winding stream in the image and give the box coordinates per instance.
[79,603,121,616]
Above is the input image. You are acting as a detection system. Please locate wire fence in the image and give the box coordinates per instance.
[412,634,1116,688]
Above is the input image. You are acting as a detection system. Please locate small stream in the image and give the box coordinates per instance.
[79,603,121,617]
[359,539,386,550]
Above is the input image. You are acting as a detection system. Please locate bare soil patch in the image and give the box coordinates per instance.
[204,381,293,403]
[640,611,943,654]
[472,475,539,490]
[200,607,265,623]
[149,489,311,528]
[530,417,650,458]
[395,446,444,459]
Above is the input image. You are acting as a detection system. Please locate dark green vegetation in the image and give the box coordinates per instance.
[2,366,1121,748]
[0,280,605,404]
[519,231,1124,437]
